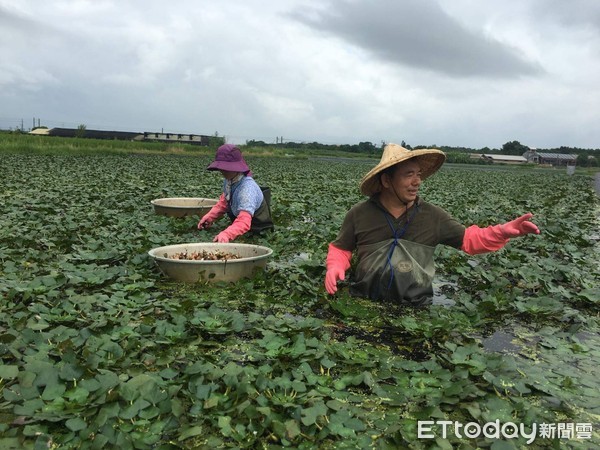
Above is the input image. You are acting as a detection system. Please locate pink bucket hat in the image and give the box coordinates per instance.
[207,144,250,174]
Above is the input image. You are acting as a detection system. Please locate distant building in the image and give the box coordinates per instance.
[45,127,141,141]
[29,128,50,135]
[142,132,210,146]
[29,127,213,146]
[480,154,528,164]
[522,149,577,166]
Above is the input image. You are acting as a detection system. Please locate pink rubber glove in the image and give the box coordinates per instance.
[198,194,228,229]
[462,224,508,255]
[214,211,252,243]
[325,243,352,295]
[462,213,540,255]
[499,213,540,238]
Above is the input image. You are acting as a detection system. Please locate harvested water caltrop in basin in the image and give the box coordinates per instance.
[148,243,273,282]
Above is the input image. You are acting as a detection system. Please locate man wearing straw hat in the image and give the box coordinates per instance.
[324,143,540,306]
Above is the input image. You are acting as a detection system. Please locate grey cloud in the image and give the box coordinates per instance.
[530,0,600,30]
[291,0,542,78]
[0,5,30,30]
[0,5,58,41]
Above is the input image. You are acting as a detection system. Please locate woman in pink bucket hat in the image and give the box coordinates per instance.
[198,144,273,242]
[324,143,540,306]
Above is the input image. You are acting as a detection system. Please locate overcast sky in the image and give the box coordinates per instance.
[2,0,600,149]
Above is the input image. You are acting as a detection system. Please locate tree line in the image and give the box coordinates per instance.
[245,139,599,167]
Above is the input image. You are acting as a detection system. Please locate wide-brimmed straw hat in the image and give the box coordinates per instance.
[207,144,250,174]
[359,143,446,196]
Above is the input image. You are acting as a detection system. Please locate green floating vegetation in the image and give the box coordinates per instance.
[0,144,598,449]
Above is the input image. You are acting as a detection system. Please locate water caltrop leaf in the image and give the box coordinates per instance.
[217,416,232,437]
[78,378,101,393]
[328,410,366,437]
[119,374,164,403]
[159,367,179,379]
[301,402,328,426]
[59,363,85,381]
[64,387,90,404]
[25,361,59,388]
[0,365,19,379]
[65,417,87,432]
[490,441,518,450]
[13,398,44,416]
[285,419,301,440]
[41,383,66,401]
[178,425,204,441]
[95,370,120,392]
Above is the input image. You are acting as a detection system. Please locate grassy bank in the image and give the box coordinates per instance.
[0,132,372,159]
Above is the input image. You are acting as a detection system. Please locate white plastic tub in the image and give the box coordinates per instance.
[151,198,218,217]
[148,242,273,282]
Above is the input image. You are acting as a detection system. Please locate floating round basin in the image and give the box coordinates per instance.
[151,197,218,217]
[148,243,273,282]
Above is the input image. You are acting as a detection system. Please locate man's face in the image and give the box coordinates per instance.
[381,160,422,204]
